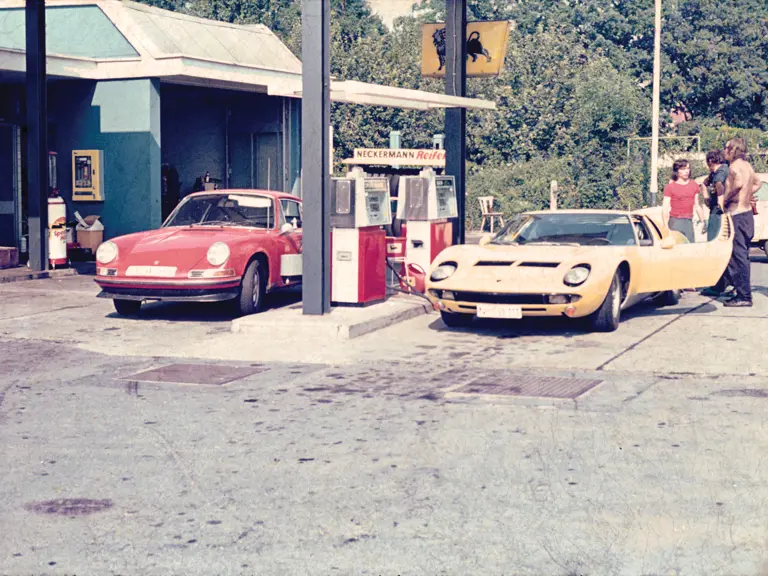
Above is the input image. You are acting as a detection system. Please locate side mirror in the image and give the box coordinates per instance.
[478,233,493,246]
[660,236,676,250]
[280,222,294,235]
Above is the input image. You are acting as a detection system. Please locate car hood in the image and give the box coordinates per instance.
[428,243,626,293]
[110,226,264,269]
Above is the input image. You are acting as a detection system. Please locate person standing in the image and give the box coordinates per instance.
[700,150,732,297]
[662,159,706,242]
[722,137,761,307]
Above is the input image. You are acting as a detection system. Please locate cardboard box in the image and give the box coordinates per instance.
[76,215,104,252]
[0,246,19,269]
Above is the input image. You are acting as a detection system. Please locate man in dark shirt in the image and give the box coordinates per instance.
[700,150,732,297]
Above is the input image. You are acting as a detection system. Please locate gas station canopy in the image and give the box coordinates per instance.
[0,0,495,112]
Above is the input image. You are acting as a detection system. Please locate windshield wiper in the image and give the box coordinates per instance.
[192,220,235,227]
[523,241,581,247]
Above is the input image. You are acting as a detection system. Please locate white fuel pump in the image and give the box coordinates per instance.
[330,167,392,305]
[396,168,458,274]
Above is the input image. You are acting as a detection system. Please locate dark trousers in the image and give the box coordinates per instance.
[726,211,754,301]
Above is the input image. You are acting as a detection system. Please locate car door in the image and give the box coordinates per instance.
[630,213,733,293]
[279,199,303,253]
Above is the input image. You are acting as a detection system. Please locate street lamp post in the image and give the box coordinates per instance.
[649,0,662,206]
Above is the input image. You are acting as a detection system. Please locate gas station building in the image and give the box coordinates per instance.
[0,0,492,262]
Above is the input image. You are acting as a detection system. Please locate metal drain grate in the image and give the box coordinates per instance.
[452,374,602,399]
[123,363,267,386]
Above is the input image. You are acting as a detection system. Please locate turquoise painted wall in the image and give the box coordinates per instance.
[50,79,161,239]
[0,6,138,59]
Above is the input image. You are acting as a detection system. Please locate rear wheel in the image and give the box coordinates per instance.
[238,258,266,316]
[588,272,621,332]
[114,299,141,316]
[763,241,768,258]
[440,310,473,328]
[653,289,681,307]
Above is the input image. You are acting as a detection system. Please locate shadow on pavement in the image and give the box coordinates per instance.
[104,286,302,323]
[426,298,721,337]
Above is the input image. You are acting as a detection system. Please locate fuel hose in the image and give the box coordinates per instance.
[385,258,434,306]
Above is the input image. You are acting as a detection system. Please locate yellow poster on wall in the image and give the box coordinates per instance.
[421,21,511,78]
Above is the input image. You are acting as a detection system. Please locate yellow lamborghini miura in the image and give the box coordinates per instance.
[426,209,734,332]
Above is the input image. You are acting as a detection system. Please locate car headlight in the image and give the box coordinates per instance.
[430,262,457,282]
[206,242,230,266]
[563,265,591,286]
[96,241,118,264]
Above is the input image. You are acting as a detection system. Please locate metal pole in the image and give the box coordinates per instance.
[649,0,661,206]
[301,0,331,315]
[26,0,48,271]
[445,0,466,245]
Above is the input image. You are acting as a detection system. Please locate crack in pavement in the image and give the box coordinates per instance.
[0,304,95,322]
[595,300,713,372]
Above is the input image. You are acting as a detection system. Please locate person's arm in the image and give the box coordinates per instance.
[700,182,710,202]
[694,193,705,224]
[723,165,742,205]
[715,181,726,210]
[662,196,671,230]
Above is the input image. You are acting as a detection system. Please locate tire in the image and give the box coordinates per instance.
[653,289,681,307]
[237,257,266,316]
[763,241,768,258]
[440,310,473,328]
[113,299,141,316]
[588,272,621,332]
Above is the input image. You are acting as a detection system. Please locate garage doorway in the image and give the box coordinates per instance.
[0,124,22,252]
[229,131,283,192]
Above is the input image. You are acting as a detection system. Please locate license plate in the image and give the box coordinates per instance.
[476,304,523,319]
[125,266,177,277]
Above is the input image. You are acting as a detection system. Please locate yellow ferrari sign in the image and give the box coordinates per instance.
[421,21,511,78]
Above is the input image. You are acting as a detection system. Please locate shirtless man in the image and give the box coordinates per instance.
[722,137,761,307]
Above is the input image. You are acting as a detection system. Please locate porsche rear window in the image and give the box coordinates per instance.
[164,194,275,228]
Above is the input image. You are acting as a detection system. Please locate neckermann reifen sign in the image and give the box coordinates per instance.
[342,148,446,167]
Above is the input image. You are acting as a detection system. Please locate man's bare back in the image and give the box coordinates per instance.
[724,155,760,215]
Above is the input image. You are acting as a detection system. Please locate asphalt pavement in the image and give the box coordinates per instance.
[1,255,767,575]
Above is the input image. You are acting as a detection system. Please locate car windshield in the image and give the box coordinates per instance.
[164,194,275,229]
[491,213,637,246]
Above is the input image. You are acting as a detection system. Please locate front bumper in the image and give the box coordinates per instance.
[95,277,241,303]
[427,288,601,318]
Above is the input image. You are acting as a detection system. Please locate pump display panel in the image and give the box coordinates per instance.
[331,176,392,229]
[362,178,391,227]
[434,175,458,219]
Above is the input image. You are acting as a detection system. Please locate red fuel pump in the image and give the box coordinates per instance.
[396,168,458,275]
[330,168,392,306]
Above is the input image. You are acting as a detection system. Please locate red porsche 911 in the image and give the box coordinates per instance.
[94,189,303,316]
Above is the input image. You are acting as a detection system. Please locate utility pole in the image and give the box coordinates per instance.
[26,0,48,270]
[445,0,467,245]
[301,0,331,315]
[649,0,662,206]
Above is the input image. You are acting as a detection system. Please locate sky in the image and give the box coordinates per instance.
[366,0,416,28]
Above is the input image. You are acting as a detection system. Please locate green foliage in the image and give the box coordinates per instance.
[135,0,768,221]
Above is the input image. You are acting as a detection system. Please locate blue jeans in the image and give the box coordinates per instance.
[669,217,694,242]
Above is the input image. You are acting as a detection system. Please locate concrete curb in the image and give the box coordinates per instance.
[0,267,78,284]
[231,297,434,340]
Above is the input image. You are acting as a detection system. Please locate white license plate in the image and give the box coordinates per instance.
[476,304,523,319]
[125,266,177,277]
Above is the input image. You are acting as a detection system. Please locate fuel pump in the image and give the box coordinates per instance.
[330,167,392,305]
[396,168,457,276]
[47,152,68,268]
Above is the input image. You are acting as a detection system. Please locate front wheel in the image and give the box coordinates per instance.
[237,258,266,316]
[440,310,473,328]
[588,272,621,332]
[763,241,768,258]
[114,299,141,316]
